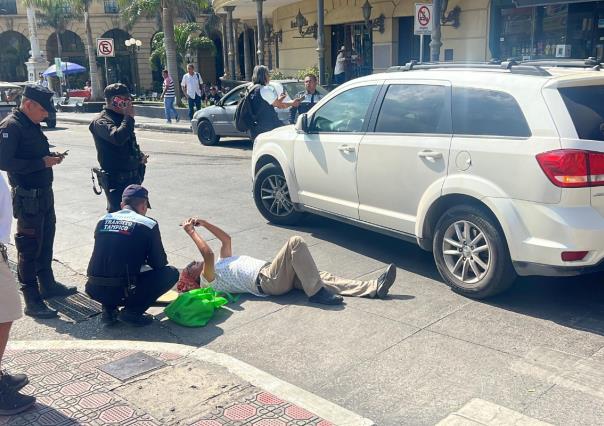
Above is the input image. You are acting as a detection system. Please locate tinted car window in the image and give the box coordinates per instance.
[452,87,530,137]
[559,85,604,142]
[374,84,451,134]
[312,85,377,133]
[223,86,246,105]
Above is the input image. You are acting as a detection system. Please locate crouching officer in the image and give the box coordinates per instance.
[0,85,77,318]
[89,84,148,213]
[86,185,178,327]
[289,73,323,124]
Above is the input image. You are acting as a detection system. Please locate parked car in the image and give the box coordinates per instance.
[0,82,57,128]
[251,61,604,299]
[191,80,327,146]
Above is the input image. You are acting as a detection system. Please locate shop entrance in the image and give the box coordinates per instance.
[330,22,373,83]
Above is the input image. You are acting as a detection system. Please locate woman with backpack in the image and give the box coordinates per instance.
[247,65,300,140]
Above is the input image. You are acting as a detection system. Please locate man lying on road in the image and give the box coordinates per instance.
[177,218,396,304]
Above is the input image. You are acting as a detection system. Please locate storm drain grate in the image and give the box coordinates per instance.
[97,352,166,381]
[47,292,103,322]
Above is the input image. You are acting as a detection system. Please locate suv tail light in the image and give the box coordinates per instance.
[536,149,604,188]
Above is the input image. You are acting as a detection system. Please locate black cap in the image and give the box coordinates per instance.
[122,184,151,208]
[23,84,55,113]
[104,83,131,99]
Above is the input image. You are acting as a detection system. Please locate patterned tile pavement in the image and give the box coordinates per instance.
[0,349,333,426]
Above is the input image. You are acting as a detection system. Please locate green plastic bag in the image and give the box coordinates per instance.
[164,287,228,327]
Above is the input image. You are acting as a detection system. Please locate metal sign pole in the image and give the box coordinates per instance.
[419,34,424,63]
[104,57,109,86]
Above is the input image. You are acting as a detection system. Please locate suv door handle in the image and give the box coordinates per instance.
[417,150,443,159]
[338,145,355,153]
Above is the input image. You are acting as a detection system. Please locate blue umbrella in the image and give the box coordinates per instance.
[42,62,87,77]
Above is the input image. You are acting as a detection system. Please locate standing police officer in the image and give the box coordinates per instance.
[89,84,148,213]
[289,74,323,124]
[0,85,77,319]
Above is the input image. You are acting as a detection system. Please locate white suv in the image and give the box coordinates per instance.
[251,61,604,298]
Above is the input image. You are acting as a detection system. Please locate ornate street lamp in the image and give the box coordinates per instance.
[361,0,385,34]
[290,10,317,39]
[124,38,142,96]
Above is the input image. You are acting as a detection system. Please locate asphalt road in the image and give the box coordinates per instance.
[10,122,604,425]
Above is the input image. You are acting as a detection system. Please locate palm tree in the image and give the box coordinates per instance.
[150,23,215,74]
[68,0,103,100]
[32,0,77,60]
[119,0,208,104]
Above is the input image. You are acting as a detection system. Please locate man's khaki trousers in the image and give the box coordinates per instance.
[258,236,377,298]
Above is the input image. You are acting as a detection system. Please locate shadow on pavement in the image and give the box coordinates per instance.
[214,138,252,151]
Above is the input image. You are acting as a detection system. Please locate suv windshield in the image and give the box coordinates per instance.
[559,85,604,142]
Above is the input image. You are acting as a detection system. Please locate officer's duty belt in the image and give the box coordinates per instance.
[87,275,137,287]
[14,186,52,197]
[107,169,140,180]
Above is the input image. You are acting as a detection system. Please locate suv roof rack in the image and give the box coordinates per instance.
[519,57,601,71]
[387,60,551,76]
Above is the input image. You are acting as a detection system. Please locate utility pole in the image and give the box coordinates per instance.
[429,0,442,62]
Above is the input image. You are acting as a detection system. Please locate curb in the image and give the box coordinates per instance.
[57,116,193,134]
[8,339,374,426]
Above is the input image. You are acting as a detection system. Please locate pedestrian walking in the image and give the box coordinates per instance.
[0,85,76,319]
[0,172,36,415]
[86,185,179,327]
[177,218,397,304]
[89,83,148,213]
[180,64,203,120]
[160,70,179,124]
[36,73,48,89]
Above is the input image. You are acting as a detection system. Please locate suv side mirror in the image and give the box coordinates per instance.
[296,113,309,133]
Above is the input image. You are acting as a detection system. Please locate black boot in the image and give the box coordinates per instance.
[101,305,118,326]
[38,271,77,299]
[0,380,36,416]
[21,286,58,319]
[0,371,28,392]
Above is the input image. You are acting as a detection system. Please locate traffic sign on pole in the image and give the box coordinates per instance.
[96,38,115,57]
[414,3,433,36]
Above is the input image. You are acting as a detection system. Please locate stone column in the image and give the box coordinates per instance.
[243,24,252,80]
[316,0,326,86]
[224,6,236,79]
[255,0,265,65]
[220,14,230,79]
[233,19,241,79]
[25,6,47,82]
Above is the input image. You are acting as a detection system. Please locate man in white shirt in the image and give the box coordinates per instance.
[0,173,36,415]
[180,64,203,120]
[334,46,347,85]
[177,218,396,305]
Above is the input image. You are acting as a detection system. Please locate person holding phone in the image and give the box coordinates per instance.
[0,85,76,319]
[89,84,148,213]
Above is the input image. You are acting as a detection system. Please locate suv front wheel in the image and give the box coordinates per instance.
[253,163,303,225]
[433,205,516,299]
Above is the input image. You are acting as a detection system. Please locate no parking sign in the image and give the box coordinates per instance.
[414,3,433,35]
[96,38,115,57]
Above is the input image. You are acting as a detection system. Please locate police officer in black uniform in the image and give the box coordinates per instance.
[289,73,323,124]
[89,84,148,213]
[86,185,178,327]
[0,85,77,319]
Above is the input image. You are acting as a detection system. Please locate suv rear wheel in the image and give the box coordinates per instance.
[253,163,303,225]
[433,205,516,298]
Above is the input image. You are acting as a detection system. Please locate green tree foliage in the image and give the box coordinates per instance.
[150,23,215,73]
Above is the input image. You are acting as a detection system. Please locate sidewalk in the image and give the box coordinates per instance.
[56,112,193,134]
[2,341,371,426]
